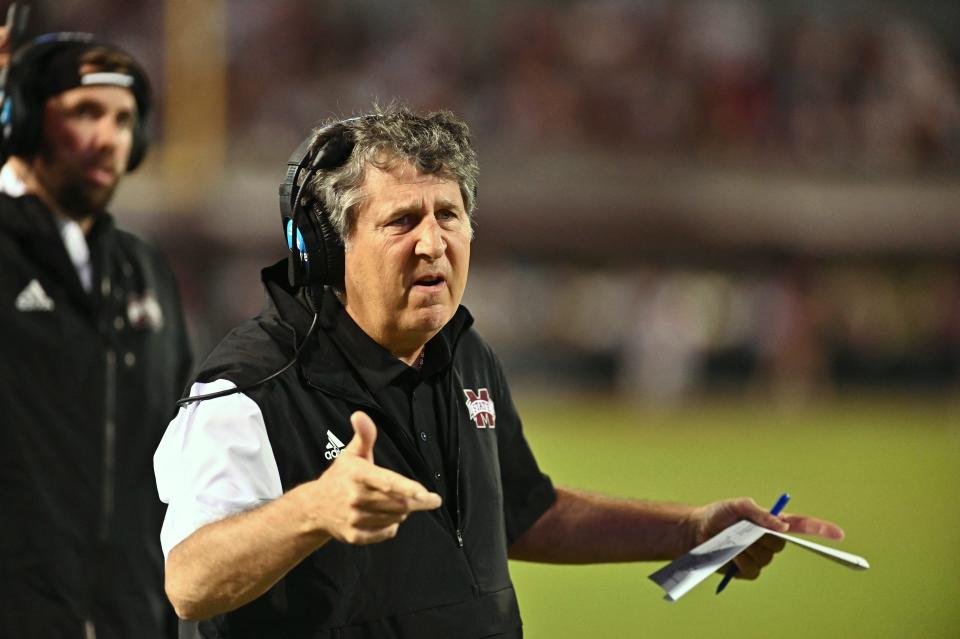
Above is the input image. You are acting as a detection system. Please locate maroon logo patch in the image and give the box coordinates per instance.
[463,388,496,428]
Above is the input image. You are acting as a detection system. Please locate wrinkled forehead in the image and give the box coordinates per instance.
[374,153,425,178]
[364,148,460,188]
[358,157,463,207]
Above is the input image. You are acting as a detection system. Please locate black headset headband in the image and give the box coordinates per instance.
[1,32,152,171]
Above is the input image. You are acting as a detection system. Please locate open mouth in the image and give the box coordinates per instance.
[413,274,446,288]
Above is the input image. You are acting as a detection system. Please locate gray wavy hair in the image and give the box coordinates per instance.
[305,103,479,245]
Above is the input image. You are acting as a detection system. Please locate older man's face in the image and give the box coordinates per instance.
[342,159,471,360]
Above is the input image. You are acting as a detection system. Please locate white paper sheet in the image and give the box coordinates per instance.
[648,520,869,602]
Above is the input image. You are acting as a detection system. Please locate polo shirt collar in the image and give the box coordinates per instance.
[324,287,464,389]
[259,260,473,393]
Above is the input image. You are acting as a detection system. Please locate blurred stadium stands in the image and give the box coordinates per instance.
[35,0,960,399]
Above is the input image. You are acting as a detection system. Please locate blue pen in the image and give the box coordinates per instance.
[715,492,790,594]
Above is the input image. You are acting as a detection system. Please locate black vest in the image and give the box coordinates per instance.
[191,264,555,638]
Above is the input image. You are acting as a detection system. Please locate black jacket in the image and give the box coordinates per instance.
[191,263,556,639]
[0,194,191,638]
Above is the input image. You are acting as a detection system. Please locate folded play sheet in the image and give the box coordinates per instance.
[648,519,869,602]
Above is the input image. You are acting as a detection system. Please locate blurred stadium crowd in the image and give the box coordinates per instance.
[46,0,960,171]
[230,0,960,172]
[39,0,960,399]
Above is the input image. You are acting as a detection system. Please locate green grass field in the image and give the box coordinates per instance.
[507,393,960,639]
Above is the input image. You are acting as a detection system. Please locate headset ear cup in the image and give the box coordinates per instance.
[298,199,343,291]
[284,200,340,291]
[279,124,354,291]
[124,68,151,171]
[2,70,40,160]
[125,113,148,171]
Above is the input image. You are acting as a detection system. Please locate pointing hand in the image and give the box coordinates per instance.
[303,411,442,545]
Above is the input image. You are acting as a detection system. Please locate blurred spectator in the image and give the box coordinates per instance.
[753,264,830,401]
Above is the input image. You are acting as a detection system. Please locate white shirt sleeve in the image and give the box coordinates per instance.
[154,379,283,560]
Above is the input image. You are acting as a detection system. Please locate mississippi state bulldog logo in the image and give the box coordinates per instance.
[463,388,496,428]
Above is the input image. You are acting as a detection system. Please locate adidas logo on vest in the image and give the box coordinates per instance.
[324,430,346,460]
[15,279,55,312]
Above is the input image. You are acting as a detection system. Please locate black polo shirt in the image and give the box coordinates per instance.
[323,297,459,512]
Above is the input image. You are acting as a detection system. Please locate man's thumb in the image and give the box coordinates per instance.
[345,411,377,461]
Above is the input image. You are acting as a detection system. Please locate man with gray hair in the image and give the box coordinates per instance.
[155,104,843,638]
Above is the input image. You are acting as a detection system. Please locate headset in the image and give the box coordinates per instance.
[175,121,359,407]
[0,31,152,170]
[279,119,364,292]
